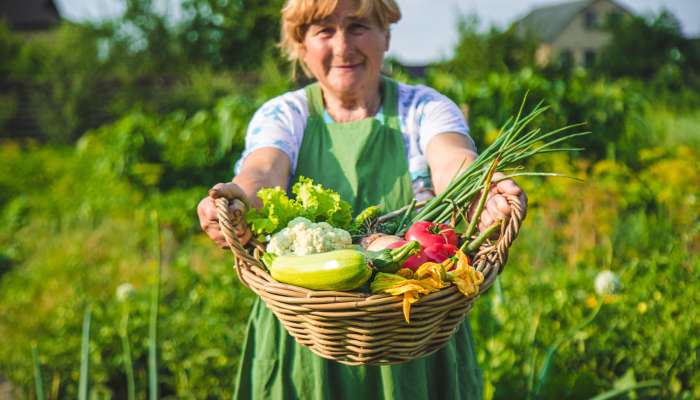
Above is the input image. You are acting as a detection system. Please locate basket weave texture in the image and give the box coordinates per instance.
[216,194,526,366]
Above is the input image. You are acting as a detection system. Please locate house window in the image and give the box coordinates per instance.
[584,10,598,30]
[584,49,596,67]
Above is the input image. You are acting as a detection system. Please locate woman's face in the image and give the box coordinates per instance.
[300,0,389,98]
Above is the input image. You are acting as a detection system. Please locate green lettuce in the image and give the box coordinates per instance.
[245,177,352,236]
[293,177,352,229]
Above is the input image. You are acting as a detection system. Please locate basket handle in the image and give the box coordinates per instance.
[215,197,265,286]
[476,192,527,275]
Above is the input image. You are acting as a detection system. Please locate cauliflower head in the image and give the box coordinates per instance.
[266,217,352,256]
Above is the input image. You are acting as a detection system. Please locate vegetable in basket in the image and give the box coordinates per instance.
[266,217,353,256]
[246,176,353,238]
[263,240,421,290]
[405,221,458,247]
[368,221,460,271]
[371,249,484,323]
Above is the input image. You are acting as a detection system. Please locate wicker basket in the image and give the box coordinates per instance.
[216,194,526,366]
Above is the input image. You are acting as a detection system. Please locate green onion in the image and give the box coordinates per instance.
[399,98,588,234]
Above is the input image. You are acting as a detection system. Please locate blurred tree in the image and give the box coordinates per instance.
[441,14,538,79]
[102,0,185,76]
[597,9,700,89]
[177,0,285,69]
[11,23,111,142]
[0,20,21,77]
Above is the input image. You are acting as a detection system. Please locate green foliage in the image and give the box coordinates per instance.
[178,0,285,69]
[426,67,648,163]
[0,138,255,397]
[597,10,700,90]
[11,23,110,142]
[1,0,292,143]
[76,91,256,193]
[442,13,538,79]
[0,20,21,77]
[472,137,700,399]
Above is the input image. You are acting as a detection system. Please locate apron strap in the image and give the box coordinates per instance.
[380,76,401,131]
[305,82,325,118]
[305,76,399,123]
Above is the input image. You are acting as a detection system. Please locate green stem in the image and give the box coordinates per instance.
[389,240,420,262]
[31,343,45,400]
[588,380,662,400]
[120,306,136,400]
[78,306,91,400]
[463,220,502,253]
[464,159,499,240]
[148,208,161,400]
[394,198,417,234]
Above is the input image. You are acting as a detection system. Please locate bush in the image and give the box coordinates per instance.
[425,67,648,163]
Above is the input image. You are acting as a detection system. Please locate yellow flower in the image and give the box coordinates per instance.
[414,262,450,290]
[637,302,648,314]
[396,268,414,279]
[383,280,434,323]
[448,250,484,298]
[371,272,444,323]
[585,295,598,309]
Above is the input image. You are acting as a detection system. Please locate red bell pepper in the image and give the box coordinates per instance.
[405,221,458,248]
[423,243,458,263]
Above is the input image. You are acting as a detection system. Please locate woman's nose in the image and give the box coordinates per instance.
[332,31,353,57]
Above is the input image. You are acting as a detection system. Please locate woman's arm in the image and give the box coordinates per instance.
[229,147,292,208]
[197,147,291,247]
[426,132,526,233]
[425,132,478,195]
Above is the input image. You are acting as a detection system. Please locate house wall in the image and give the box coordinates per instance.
[550,0,627,66]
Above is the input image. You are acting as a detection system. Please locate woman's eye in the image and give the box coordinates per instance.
[350,24,369,33]
[316,27,334,36]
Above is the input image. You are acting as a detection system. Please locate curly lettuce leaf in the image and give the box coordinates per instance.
[245,187,302,236]
[292,177,352,229]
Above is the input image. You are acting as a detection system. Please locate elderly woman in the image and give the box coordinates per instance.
[197,0,526,398]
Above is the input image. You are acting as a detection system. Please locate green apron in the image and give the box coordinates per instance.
[233,77,483,400]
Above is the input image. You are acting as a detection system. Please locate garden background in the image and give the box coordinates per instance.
[1,0,699,398]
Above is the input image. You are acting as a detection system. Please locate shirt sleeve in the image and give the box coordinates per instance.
[413,86,475,154]
[234,92,307,175]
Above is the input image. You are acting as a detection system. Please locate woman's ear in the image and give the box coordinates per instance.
[384,30,391,52]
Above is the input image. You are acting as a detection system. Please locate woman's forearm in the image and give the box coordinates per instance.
[427,133,478,195]
[232,147,292,209]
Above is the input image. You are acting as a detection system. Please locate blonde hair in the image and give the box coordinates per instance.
[279,0,401,78]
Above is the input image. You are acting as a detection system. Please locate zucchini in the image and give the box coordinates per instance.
[266,249,372,291]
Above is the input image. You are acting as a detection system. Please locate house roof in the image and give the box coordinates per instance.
[0,0,60,31]
[515,0,593,43]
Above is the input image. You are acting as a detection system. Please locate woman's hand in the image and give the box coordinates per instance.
[469,172,528,233]
[197,182,253,248]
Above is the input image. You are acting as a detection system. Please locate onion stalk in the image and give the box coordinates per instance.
[395,98,588,235]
